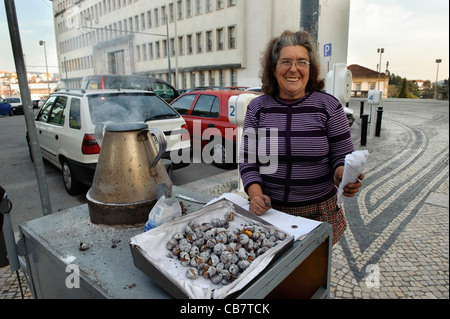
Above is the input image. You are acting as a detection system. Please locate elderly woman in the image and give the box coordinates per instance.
[239,30,363,244]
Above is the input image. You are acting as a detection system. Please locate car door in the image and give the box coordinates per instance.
[35,95,67,167]
[189,94,221,150]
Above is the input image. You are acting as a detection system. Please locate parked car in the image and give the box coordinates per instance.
[0,98,12,116]
[29,89,190,195]
[5,97,23,115]
[223,86,249,91]
[343,106,355,127]
[245,87,262,93]
[32,99,40,109]
[38,99,46,109]
[81,75,180,103]
[171,90,254,168]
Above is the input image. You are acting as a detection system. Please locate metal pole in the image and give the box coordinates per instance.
[165,15,172,85]
[64,57,68,88]
[377,48,384,91]
[434,59,442,100]
[39,40,50,95]
[360,114,369,146]
[4,0,53,216]
[375,107,383,137]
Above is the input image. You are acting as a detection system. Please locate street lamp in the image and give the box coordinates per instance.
[377,48,384,91]
[39,40,50,95]
[434,59,442,99]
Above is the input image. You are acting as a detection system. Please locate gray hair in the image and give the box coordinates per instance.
[261,30,324,96]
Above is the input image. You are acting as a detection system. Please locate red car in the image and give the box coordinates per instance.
[171,90,249,168]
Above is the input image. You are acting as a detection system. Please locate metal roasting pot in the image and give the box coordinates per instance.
[87,122,172,225]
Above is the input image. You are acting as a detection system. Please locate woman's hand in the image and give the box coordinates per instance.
[334,166,364,198]
[249,194,272,216]
[247,184,271,216]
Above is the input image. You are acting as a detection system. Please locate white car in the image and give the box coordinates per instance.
[29,89,190,195]
[5,97,23,115]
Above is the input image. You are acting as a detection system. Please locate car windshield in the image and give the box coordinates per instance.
[88,92,179,124]
[6,98,20,103]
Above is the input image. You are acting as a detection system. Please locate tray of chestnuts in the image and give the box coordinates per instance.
[130,198,294,299]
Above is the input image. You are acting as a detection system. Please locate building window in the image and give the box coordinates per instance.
[228,26,236,49]
[196,32,203,53]
[200,71,205,87]
[206,31,213,52]
[220,69,226,86]
[209,70,215,86]
[228,0,236,6]
[231,69,237,86]
[149,42,154,59]
[147,10,152,28]
[191,72,196,88]
[163,40,167,57]
[171,38,175,56]
[142,43,147,61]
[217,0,224,10]
[177,0,183,20]
[134,15,139,31]
[161,6,166,23]
[156,41,160,58]
[216,28,224,50]
[186,0,192,17]
[187,34,193,54]
[179,36,184,55]
[136,44,141,61]
[169,3,174,22]
[206,0,213,12]
[154,8,159,26]
[196,0,202,14]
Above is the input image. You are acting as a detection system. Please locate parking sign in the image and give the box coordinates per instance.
[324,43,332,57]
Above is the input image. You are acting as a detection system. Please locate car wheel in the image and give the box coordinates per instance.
[62,160,84,195]
[211,139,236,169]
[9,109,13,116]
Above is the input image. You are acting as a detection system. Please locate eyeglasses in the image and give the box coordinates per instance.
[277,59,310,70]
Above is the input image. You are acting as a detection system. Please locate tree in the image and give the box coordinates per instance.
[397,78,409,98]
[421,80,434,99]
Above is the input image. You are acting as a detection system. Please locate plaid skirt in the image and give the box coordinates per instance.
[272,194,346,245]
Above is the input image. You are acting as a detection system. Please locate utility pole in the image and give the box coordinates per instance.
[4,0,52,216]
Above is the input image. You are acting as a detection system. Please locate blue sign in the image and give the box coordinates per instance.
[324,43,332,57]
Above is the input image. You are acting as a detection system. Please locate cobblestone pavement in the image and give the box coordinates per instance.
[1,98,448,299]
[329,98,449,299]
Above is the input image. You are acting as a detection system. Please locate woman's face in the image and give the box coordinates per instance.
[274,45,310,100]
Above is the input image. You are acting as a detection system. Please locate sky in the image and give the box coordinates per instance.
[0,0,449,82]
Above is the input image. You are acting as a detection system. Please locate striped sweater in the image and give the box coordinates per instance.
[239,91,355,206]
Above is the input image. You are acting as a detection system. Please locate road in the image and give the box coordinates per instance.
[0,114,232,231]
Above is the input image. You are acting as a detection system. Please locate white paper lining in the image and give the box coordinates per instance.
[130,200,294,299]
[205,193,322,241]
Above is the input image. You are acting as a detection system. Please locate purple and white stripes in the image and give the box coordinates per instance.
[239,91,354,206]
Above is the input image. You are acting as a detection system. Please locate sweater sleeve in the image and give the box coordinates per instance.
[238,98,263,194]
[326,97,355,171]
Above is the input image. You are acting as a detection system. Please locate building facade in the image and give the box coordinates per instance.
[347,64,389,99]
[52,0,350,90]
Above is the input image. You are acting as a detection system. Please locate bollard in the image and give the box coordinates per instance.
[361,114,369,146]
[375,107,383,137]
[360,101,365,118]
